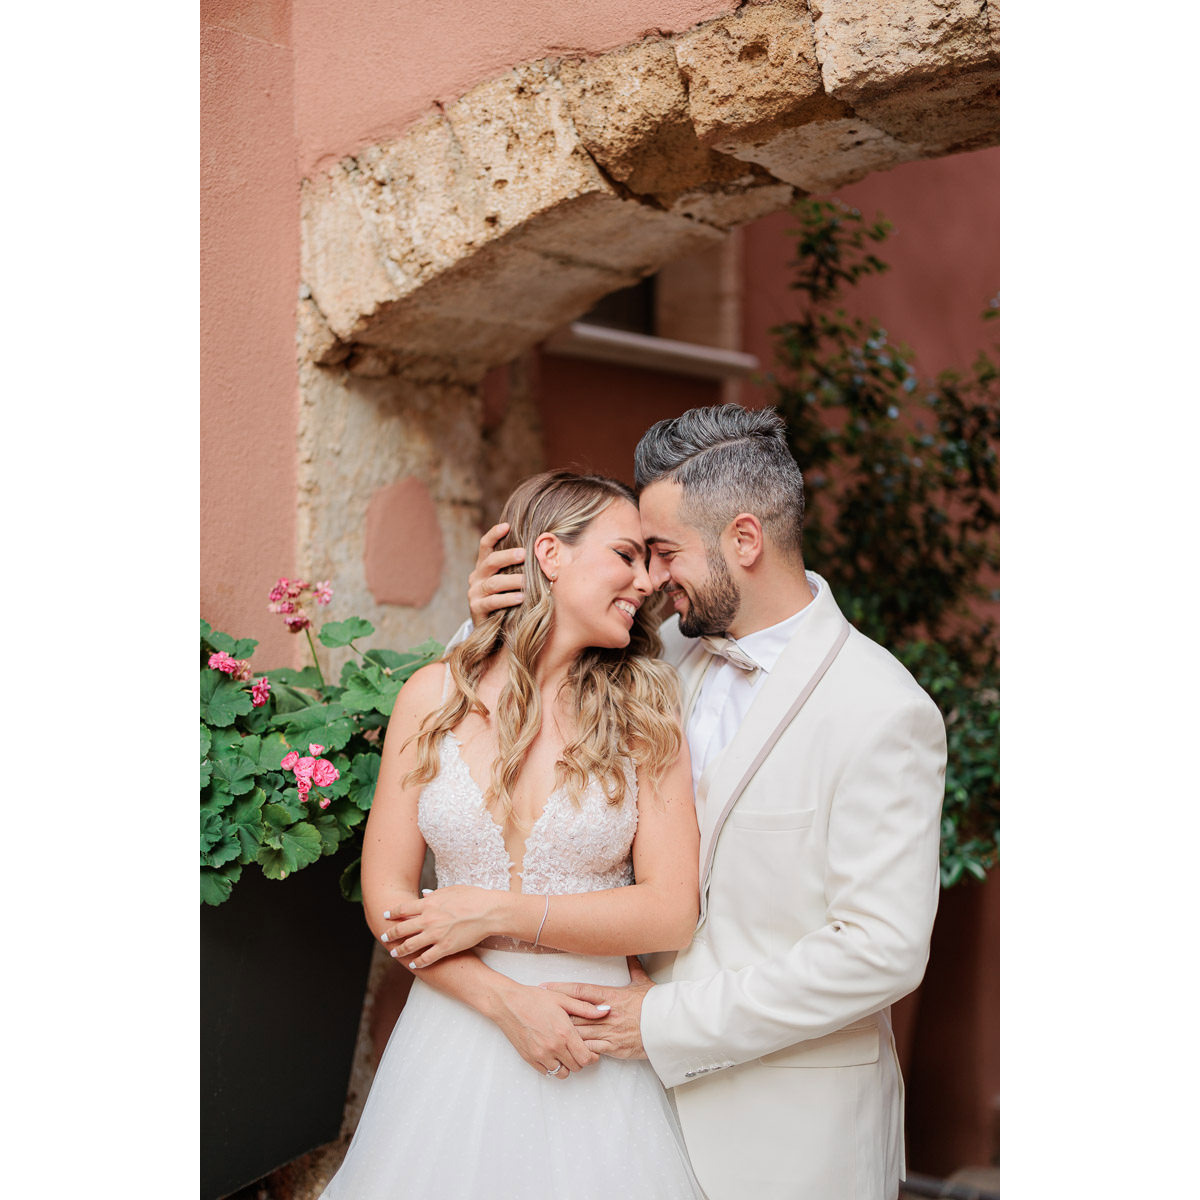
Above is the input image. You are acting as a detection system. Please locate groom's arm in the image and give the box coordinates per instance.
[638,692,946,1087]
[554,691,946,1080]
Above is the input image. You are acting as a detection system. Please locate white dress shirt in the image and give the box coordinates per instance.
[686,577,821,793]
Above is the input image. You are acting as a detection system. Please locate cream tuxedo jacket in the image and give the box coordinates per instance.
[640,573,947,1200]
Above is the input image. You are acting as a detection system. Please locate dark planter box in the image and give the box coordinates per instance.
[201,851,375,1200]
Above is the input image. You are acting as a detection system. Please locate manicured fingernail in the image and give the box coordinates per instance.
[408,961,418,969]
[421,889,433,895]
[389,948,399,958]
[383,910,391,919]
[596,1004,611,1013]
[380,932,389,942]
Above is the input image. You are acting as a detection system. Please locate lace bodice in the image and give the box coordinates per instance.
[418,733,638,896]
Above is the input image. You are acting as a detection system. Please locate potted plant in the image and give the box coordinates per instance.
[200,578,441,1199]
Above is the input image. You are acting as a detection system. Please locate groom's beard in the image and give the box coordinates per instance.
[678,548,741,638]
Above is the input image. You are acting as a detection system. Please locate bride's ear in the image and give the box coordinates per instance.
[532,534,561,585]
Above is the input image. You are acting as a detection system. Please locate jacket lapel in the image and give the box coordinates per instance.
[694,573,850,923]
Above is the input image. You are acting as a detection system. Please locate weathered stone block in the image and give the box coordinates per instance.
[348,114,488,291]
[809,0,995,100]
[851,63,999,156]
[664,176,796,229]
[445,62,613,236]
[559,40,746,198]
[674,0,832,147]
[718,115,919,194]
[510,190,726,276]
[300,165,400,341]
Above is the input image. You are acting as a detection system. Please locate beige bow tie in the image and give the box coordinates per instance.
[700,635,761,678]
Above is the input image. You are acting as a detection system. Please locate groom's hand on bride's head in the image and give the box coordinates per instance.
[468,522,527,625]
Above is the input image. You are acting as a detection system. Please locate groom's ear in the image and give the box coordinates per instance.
[533,533,561,582]
[726,513,765,568]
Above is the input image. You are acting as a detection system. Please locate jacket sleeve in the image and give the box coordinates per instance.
[641,691,947,1088]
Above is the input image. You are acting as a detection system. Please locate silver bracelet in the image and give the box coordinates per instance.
[532,894,550,948]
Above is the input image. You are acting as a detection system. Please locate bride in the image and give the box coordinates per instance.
[320,470,704,1199]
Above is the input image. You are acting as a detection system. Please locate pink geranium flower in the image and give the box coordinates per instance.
[284,614,311,633]
[312,758,339,788]
[313,581,333,606]
[308,743,326,756]
[292,756,316,782]
[208,651,238,675]
[280,750,299,770]
[251,677,271,707]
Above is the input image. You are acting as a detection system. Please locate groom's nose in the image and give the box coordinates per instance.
[648,554,671,592]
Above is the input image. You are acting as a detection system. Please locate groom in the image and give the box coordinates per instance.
[469,404,947,1200]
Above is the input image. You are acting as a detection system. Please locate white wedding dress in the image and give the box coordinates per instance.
[320,731,704,1199]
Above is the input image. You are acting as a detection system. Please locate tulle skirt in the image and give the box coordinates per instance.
[320,948,704,1199]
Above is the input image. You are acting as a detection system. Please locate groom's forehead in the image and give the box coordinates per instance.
[638,481,700,545]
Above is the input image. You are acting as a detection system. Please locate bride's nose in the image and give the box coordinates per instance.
[632,559,652,595]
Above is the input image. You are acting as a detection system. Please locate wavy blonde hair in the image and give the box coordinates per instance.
[404,470,681,821]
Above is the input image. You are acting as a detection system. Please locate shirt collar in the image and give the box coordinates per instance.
[728,576,822,675]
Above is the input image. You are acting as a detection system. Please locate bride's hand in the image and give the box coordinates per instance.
[490,982,608,1078]
[379,886,500,966]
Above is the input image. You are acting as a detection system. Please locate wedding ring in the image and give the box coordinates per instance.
[546,1064,561,1076]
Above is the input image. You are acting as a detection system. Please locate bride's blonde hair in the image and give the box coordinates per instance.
[403,470,681,820]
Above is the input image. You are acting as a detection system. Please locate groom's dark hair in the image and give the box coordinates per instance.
[633,404,806,562]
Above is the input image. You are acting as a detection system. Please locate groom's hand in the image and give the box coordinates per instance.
[543,960,653,1061]
[468,521,526,624]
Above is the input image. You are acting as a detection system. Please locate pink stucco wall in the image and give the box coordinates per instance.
[201,11,301,667]
[291,0,740,176]
[742,148,1001,390]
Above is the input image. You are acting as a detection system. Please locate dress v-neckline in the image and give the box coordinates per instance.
[442,731,564,890]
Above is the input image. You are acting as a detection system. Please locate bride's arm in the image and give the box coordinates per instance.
[381,745,700,965]
[362,664,606,1074]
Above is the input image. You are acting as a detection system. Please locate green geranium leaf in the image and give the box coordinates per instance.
[270,703,356,753]
[201,863,242,906]
[200,759,213,789]
[200,671,253,727]
[226,789,266,862]
[200,808,224,855]
[319,617,375,647]
[341,665,404,717]
[259,822,323,880]
[205,628,235,654]
[210,750,258,796]
[240,707,271,734]
[389,639,444,683]
[230,636,258,659]
[200,725,212,760]
[256,731,292,773]
[271,665,324,688]
[207,726,246,757]
[270,680,319,713]
[203,827,242,869]
[262,802,295,831]
[272,791,307,822]
[311,813,345,855]
[201,785,236,816]
[200,618,213,643]
[363,648,406,670]
[347,753,380,811]
[339,856,363,903]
